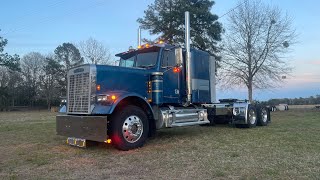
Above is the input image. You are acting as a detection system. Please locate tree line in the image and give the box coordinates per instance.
[0,36,113,110]
[262,95,320,106]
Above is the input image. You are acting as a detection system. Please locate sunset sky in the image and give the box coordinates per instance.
[1,0,319,100]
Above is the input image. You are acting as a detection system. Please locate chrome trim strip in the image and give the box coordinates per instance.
[152,90,163,93]
[151,80,163,83]
[151,72,163,76]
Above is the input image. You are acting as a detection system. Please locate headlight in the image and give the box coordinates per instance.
[96,94,116,105]
[97,95,108,102]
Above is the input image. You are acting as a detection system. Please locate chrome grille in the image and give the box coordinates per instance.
[68,72,90,113]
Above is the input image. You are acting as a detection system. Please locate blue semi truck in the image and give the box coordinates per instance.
[56,12,270,150]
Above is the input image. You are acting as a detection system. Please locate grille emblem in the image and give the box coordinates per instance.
[74,68,84,73]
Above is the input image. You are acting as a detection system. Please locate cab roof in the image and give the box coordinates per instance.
[115,43,176,59]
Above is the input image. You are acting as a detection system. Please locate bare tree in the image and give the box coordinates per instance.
[0,66,23,107]
[20,52,46,106]
[220,0,296,102]
[78,37,112,65]
[40,57,63,110]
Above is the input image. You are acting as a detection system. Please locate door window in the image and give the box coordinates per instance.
[161,50,176,67]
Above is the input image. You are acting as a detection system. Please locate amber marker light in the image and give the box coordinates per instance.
[145,43,150,48]
[138,45,142,49]
[96,84,101,91]
[105,139,112,144]
[159,40,164,44]
[111,95,116,100]
[173,67,181,73]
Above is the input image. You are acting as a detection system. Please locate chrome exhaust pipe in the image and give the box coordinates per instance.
[138,27,141,46]
[185,11,192,105]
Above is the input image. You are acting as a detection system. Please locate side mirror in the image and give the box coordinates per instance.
[175,48,183,66]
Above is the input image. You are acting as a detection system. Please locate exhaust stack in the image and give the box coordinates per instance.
[138,28,141,46]
[185,11,192,105]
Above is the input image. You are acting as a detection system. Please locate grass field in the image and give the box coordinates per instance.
[0,109,319,179]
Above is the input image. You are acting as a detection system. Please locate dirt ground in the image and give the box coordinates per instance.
[0,109,319,179]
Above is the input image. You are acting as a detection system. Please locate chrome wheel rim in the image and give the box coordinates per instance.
[122,115,143,143]
[261,109,268,123]
[248,109,257,124]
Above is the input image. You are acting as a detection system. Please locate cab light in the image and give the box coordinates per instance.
[111,95,116,100]
[173,67,181,73]
[96,84,101,91]
[159,40,164,44]
[138,45,142,49]
[145,43,150,48]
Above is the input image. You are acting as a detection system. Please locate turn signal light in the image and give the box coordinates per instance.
[96,85,101,91]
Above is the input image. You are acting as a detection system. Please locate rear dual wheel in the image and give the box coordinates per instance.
[235,106,257,128]
[244,106,257,128]
[257,106,270,126]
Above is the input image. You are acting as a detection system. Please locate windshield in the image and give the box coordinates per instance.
[119,51,158,68]
[119,56,134,67]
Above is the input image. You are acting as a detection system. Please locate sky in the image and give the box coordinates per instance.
[0,0,319,101]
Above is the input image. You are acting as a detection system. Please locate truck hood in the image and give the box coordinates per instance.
[95,65,150,97]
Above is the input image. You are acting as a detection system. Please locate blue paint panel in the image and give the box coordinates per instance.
[190,49,211,103]
[92,104,112,114]
[92,91,154,115]
[162,69,180,103]
[96,65,150,98]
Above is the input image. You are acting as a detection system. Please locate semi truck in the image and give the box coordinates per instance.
[56,12,271,150]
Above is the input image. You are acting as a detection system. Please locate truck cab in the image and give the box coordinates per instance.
[57,42,217,149]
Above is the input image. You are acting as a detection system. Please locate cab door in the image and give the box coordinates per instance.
[161,49,180,104]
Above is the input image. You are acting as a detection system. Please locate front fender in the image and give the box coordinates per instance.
[91,92,153,116]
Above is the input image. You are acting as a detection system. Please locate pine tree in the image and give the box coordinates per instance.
[137,0,223,56]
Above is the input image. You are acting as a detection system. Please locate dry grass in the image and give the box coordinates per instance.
[288,104,320,109]
[0,109,319,179]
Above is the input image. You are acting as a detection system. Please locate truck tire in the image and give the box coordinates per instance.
[257,107,270,126]
[243,105,257,128]
[109,105,149,151]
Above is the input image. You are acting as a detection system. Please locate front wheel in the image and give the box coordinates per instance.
[109,105,149,150]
